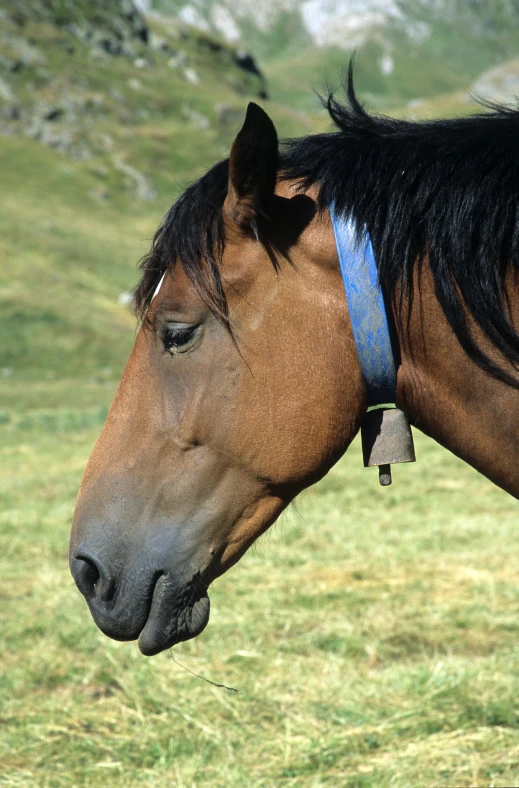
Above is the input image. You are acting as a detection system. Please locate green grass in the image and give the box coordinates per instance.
[263,1,519,113]
[3,89,519,788]
[264,40,472,113]
[0,7,328,409]
[2,416,519,786]
[3,5,519,783]
[153,0,519,113]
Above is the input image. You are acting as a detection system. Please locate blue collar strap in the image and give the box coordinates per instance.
[330,204,397,406]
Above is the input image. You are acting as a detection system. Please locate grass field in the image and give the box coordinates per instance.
[2,412,519,786]
[3,8,519,782]
[3,123,519,788]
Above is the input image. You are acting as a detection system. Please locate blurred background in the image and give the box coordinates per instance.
[2,1,519,785]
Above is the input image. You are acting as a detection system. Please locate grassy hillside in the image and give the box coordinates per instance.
[266,10,519,113]
[263,39,472,113]
[3,424,519,785]
[3,0,516,412]
[2,2,519,785]
[149,0,519,111]
[0,0,326,412]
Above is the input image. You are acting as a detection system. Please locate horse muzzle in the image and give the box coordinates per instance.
[70,540,210,655]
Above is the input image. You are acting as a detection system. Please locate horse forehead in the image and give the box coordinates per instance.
[144,262,204,320]
[151,264,204,312]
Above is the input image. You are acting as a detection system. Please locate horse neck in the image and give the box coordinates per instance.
[396,265,519,499]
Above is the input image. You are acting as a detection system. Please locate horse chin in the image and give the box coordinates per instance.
[137,574,210,656]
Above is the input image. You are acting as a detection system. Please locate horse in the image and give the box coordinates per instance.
[70,66,519,656]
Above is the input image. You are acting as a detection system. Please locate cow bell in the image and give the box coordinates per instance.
[361,407,416,486]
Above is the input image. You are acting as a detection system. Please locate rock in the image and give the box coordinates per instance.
[0,77,13,101]
[3,104,20,120]
[128,77,143,90]
[215,102,243,127]
[168,51,189,69]
[182,106,210,129]
[112,152,156,200]
[44,107,64,121]
[118,292,134,306]
[235,50,261,77]
[90,186,110,200]
[472,59,519,103]
[183,67,199,85]
[149,33,174,55]
[234,51,268,99]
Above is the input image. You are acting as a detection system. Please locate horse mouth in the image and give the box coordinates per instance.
[137,573,210,656]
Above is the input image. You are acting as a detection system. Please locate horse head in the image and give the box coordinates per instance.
[70,103,366,654]
[71,75,519,654]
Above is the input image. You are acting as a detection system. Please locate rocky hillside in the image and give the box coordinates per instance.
[2,0,518,174]
[1,0,519,413]
[0,0,275,184]
[0,0,326,411]
[149,0,519,56]
[148,0,399,52]
[147,0,519,109]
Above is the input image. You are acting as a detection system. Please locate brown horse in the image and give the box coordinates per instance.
[70,71,519,655]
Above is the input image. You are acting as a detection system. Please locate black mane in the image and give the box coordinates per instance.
[136,65,519,385]
[136,158,230,328]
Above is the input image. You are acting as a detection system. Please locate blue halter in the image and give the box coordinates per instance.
[330,204,397,406]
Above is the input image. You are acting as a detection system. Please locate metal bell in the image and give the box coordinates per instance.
[361,407,416,486]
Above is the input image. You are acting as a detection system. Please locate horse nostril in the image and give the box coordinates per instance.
[72,554,114,603]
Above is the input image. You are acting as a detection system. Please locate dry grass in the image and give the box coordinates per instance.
[2,11,519,785]
[2,416,519,786]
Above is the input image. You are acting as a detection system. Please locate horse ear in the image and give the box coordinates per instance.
[225,102,278,230]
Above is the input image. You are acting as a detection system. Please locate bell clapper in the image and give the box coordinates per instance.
[378,464,392,486]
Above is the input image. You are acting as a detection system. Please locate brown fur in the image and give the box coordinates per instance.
[70,103,519,655]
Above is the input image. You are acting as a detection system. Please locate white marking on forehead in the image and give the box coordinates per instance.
[152,273,166,301]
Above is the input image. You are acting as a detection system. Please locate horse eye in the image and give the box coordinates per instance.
[162,325,197,354]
